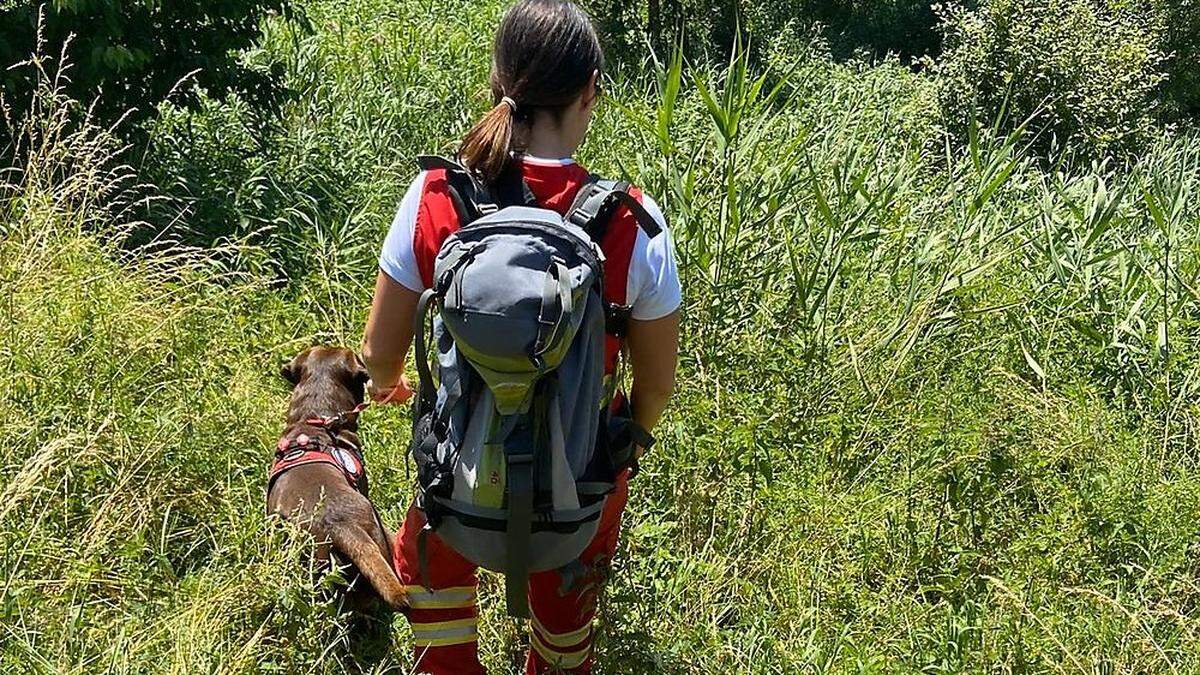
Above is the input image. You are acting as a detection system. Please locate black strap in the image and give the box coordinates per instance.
[604,303,632,338]
[492,164,538,209]
[567,178,663,242]
[502,413,534,618]
[416,155,498,223]
[413,289,437,412]
[416,155,468,173]
[606,415,655,480]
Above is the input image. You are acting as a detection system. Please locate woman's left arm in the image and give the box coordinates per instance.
[626,310,680,452]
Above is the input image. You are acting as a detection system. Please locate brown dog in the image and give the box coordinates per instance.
[268,346,407,610]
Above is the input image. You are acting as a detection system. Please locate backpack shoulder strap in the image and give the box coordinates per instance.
[492,164,539,209]
[416,155,499,224]
[566,177,663,242]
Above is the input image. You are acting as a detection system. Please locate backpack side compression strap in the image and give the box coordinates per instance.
[412,288,438,413]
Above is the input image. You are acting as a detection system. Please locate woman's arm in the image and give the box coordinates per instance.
[361,271,420,402]
[625,310,680,452]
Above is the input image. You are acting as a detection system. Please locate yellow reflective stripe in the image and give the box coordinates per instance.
[412,617,478,633]
[403,585,477,610]
[412,618,478,647]
[530,615,592,648]
[531,630,590,669]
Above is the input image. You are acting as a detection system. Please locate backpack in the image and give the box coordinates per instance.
[409,156,660,617]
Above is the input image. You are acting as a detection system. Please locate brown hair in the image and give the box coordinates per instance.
[458,0,604,184]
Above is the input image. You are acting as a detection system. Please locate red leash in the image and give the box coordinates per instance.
[304,401,371,429]
[302,380,410,428]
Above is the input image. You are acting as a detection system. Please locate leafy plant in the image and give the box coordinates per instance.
[934,0,1168,158]
[0,0,290,145]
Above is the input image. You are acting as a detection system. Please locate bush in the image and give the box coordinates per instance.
[0,0,289,144]
[585,0,943,69]
[934,0,1168,158]
[747,0,944,61]
[1156,0,1200,119]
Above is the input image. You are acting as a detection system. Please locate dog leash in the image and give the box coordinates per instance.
[303,382,410,429]
[304,401,371,430]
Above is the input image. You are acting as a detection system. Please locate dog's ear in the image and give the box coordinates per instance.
[280,362,300,386]
[280,352,306,387]
[351,354,371,389]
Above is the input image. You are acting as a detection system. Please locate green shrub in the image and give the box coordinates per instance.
[585,0,943,69]
[0,0,289,143]
[934,0,1168,158]
[1155,0,1200,119]
[747,0,944,61]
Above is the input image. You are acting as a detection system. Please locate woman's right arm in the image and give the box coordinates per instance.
[361,271,419,402]
[362,172,428,403]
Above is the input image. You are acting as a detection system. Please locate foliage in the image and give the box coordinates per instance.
[934,0,1168,158]
[1155,0,1200,119]
[585,0,943,69]
[748,0,945,61]
[0,0,288,146]
[4,0,1200,672]
[136,0,495,280]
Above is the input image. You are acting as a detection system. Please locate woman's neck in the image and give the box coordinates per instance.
[524,114,581,160]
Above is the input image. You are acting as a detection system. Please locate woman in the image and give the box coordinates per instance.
[361,1,680,672]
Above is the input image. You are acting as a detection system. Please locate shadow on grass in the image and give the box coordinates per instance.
[344,604,400,671]
[593,595,695,675]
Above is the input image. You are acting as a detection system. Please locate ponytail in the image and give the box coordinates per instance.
[457,1,604,186]
[458,97,518,184]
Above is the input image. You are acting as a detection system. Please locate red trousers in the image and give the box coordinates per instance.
[394,472,629,674]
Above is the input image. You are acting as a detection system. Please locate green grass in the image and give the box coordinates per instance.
[3,0,1200,672]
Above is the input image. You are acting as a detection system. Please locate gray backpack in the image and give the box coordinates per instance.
[409,156,660,617]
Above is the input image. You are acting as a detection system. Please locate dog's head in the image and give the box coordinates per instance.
[281,346,370,401]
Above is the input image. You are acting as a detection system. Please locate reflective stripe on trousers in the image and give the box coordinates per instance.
[393,471,630,675]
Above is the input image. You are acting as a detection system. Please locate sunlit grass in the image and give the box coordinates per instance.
[2,0,1200,672]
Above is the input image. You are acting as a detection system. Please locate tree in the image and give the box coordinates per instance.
[0,0,289,141]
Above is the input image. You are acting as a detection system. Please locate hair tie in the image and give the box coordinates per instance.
[500,96,518,113]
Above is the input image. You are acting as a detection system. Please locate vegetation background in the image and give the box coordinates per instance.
[3,0,1200,672]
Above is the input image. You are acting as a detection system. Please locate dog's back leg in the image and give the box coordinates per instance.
[332,525,408,609]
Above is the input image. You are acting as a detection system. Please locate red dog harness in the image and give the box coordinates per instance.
[269,404,370,496]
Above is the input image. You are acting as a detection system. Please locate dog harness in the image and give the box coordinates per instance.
[269,411,369,496]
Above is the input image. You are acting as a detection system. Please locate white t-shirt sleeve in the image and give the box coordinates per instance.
[378,171,428,292]
[626,193,682,321]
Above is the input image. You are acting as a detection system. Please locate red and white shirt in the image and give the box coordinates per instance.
[379,155,681,371]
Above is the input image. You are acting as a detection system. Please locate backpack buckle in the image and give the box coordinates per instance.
[604,303,632,338]
[567,208,593,229]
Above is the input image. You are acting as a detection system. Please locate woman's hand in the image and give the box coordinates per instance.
[369,376,415,405]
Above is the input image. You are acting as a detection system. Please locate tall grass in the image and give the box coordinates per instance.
[3,0,1200,672]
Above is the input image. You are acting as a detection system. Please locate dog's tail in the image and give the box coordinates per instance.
[332,525,409,609]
